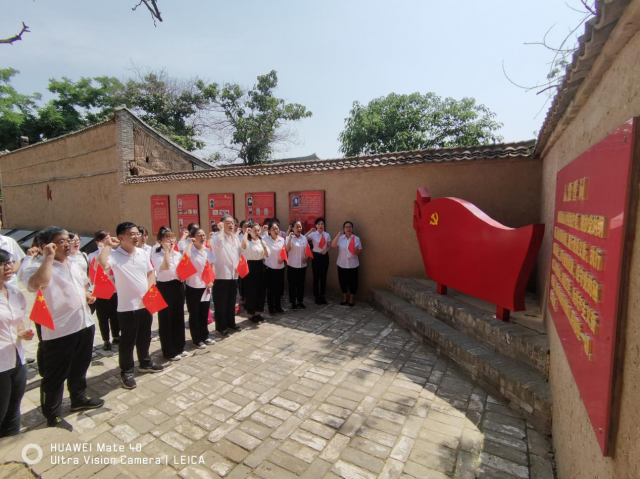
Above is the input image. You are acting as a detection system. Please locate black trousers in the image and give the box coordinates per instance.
[266,267,284,311]
[117,309,152,374]
[186,285,209,344]
[156,280,186,357]
[338,266,359,294]
[213,279,237,333]
[287,266,307,305]
[40,326,95,421]
[0,352,27,437]
[312,252,329,299]
[95,293,119,342]
[245,260,266,314]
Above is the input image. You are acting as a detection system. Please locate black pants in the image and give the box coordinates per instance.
[0,352,27,437]
[95,293,119,342]
[40,326,95,421]
[266,267,285,311]
[338,266,359,294]
[245,260,266,314]
[213,279,237,333]
[312,252,329,299]
[288,266,307,305]
[186,285,209,344]
[157,280,186,357]
[117,309,152,374]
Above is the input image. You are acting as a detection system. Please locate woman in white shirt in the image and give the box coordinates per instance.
[68,232,90,273]
[240,222,269,323]
[285,220,309,311]
[151,229,188,361]
[184,228,216,349]
[0,248,34,437]
[264,220,286,315]
[306,217,332,305]
[331,221,363,307]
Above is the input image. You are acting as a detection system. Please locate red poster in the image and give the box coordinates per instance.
[150,195,170,235]
[208,194,234,232]
[548,118,636,455]
[177,194,200,233]
[245,193,275,225]
[289,190,325,232]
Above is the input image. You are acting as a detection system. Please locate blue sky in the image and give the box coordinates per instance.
[2,1,590,159]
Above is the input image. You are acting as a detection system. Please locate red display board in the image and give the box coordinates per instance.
[289,190,325,232]
[245,192,275,225]
[548,118,637,456]
[413,187,544,321]
[208,194,234,232]
[177,194,200,232]
[150,195,170,235]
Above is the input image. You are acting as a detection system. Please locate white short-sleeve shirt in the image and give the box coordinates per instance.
[0,284,27,372]
[242,239,267,261]
[286,235,308,269]
[212,233,241,280]
[107,247,154,312]
[307,231,331,253]
[0,235,26,288]
[185,246,216,289]
[151,248,182,282]
[336,234,362,269]
[264,236,285,270]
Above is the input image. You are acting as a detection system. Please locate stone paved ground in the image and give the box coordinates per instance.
[15,300,554,478]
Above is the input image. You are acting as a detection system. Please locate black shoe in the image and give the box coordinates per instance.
[269,309,276,315]
[299,303,307,310]
[229,325,241,331]
[291,303,298,311]
[121,373,137,389]
[139,363,165,373]
[250,316,260,324]
[112,337,120,344]
[315,298,321,305]
[219,330,230,337]
[320,297,328,305]
[275,307,286,314]
[70,397,105,412]
[340,301,348,306]
[47,417,73,431]
[257,315,266,322]
[26,357,35,365]
[103,341,112,351]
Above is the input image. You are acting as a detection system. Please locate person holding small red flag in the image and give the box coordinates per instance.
[98,222,164,390]
[331,221,363,307]
[285,220,309,310]
[0,248,34,437]
[306,217,332,305]
[212,216,241,337]
[264,220,286,316]
[24,227,101,431]
[240,222,269,323]
[151,228,189,361]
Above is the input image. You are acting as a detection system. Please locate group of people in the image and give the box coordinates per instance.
[0,215,362,437]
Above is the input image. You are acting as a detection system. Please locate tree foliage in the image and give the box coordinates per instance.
[338,92,503,157]
[0,68,40,150]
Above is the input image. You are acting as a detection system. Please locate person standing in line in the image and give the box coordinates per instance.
[68,233,90,273]
[0,248,35,437]
[0,219,26,289]
[240,222,269,323]
[178,223,200,253]
[24,227,102,431]
[285,220,309,311]
[264,220,286,316]
[331,221,363,307]
[98,222,164,390]
[87,231,120,351]
[184,228,216,348]
[151,228,190,361]
[137,226,153,260]
[306,218,332,305]
[212,216,240,337]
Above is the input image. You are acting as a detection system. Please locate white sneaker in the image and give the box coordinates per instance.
[204,338,215,345]
[180,351,192,357]
[169,355,181,361]
[194,342,206,350]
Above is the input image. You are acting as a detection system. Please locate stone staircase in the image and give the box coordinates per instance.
[372,277,552,433]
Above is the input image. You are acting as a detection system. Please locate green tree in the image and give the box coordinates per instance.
[199,70,312,165]
[0,68,41,150]
[338,92,503,157]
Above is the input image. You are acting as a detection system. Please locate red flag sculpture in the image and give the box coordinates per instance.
[348,236,357,254]
[89,258,97,284]
[93,265,116,299]
[318,234,327,249]
[305,242,314,259]
[279,246,288,263]
[143,284,168,314]
[237,255,249,278]
[176,254,197,281]
[30,289,55,331]
[201,260,215,284]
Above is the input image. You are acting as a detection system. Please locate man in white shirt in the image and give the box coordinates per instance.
[0,219,26,288]
[98,222,163,390]
[24,226,102,432]
[212,216,240,337]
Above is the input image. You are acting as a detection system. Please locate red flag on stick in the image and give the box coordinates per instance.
[176,254,197,281]
[93,265,116,299]
[237,255,249,278]
[318,234,327,249]
[30,289,55,331]
[174,243,180,252]
[143,284,168,315]
[348,236,357,255]
[201,260,215,284]
[305,242,314,259]
[279,246,288,263]
[89,258,97,284]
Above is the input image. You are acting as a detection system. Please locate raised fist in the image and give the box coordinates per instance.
[43,243,56,257]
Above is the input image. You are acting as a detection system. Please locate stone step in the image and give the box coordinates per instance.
[388,277,550,378]
[371,289,552,433]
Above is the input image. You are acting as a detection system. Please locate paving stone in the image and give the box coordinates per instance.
[226,429,262,451]
[483,439,529,467]
[351,435,392,459]
[159,431,193,452]
[300,419,337,440]
[290,429,328,451]
[340,446,386,474]
[331,459,377,479]
[251,411,283,429]
[299,458,331,478]
[483,429,528,452]
[404,460,451,479]
[270,396,301,412]
[279,439,319,463]
[480,452,529,479]
[530,453,554,479]
[270,416,303,440]
[253,461,298,479]
[455,450,477,479]
[211,439,250,463]
[243,438,281,468]
[319,433,350,462]
[268,449,309,475]
[390,435,414,462]
[357,426,398,448]
[318,403,352,419]
[310,409,345,429]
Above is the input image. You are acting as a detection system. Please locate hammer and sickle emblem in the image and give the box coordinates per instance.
[430,213,439,226]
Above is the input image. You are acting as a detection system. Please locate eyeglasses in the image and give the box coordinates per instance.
[128,232,142,237]
[0,261,15,269]
[54,239,71,246]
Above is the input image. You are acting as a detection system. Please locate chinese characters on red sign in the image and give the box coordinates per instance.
[289,191,325,232]
[245,193,275,225]
[548,118,637,456]
[208,194,234,232]
[150,195,170,235]
[177,194,200,232]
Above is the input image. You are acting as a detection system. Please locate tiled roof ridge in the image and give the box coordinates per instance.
[124,139,536,185]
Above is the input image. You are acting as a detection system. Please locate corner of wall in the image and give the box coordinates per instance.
[115,110,134,224]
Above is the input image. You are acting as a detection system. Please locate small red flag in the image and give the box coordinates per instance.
[305,242,314,259]
[30,289,55,331]
[201,260,215,284]
[279,246,288,263]
[348,236,357,255]
[173,243,179,252]
[176,254,197,281]
[93,265,116,299]
[89,258,97,284]
[237,255,249,278]
[143,284,168,315]
[206,241,211,249]
[318,234,327,249]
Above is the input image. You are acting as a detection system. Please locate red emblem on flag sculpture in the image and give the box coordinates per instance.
[237,255,249,278]
[143,285,168,314]
[93,265,116,299]
[176,254,197,281]
[30,289,55,330]
[201,260,215,284]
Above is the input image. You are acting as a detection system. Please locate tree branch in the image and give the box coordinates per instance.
[0,22,30,45]
[132,0,163,25]
[580,0,596,16]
